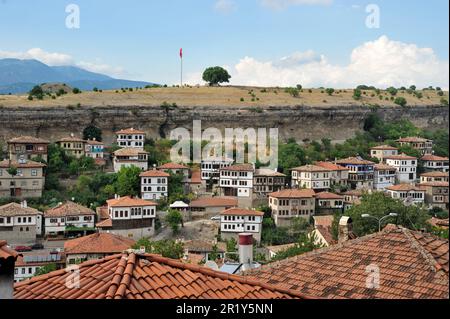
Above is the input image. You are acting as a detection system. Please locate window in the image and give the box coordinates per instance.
[31,169,38,176]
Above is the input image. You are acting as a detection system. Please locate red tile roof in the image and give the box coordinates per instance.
[0,203,42,217]
[246,226,449,299]
[220,208,264,217]
[190,197,238,208]
[384,154,417,160]
[8,136,50,144]
[292,164,330,172]
[86,139,104,145]
[314,192,344,200]
[335,157,375,165]
[419,182,449,188]
[57,136,86,143]
[374,163,396,171]
[0,160,46,169]
[140,170,170,178]
[157,163,189,170]
[269,189,316,199]
[315,162,349,171]
[220,163,254,172]
[0,241,19,263]
[397,137,431,143]
[107,196,157,208]
[420,171,449,178]
[45,201,95,218]
[314,225,336,246]
[189,169,202,184]
[421,155,449,161]
[114,148,148,156]
[386,184,425,192]
[96,219,113,228]
[64,233,135,255]
[370,145,398,151]
[116,128,145,135]
[14,252,308,299]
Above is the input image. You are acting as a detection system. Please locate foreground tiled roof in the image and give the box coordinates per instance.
[107,196,157,208]
[0,159,46,169]
[116,128,145,135]
[8,136,50,144]
[269,189,316,198]
[0,202,42,217]
[64,233,136,255]
[246,226,449,299]
[220,208,264,217]
[140,170,170,177]
[0,241,19,263]
[190,197,238,208]
[14,252,307,299]
[45,201,95,218]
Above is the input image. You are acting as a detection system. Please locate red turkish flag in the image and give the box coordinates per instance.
[180,48,183,59]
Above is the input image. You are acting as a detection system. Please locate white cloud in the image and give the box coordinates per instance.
[0,48,73,66]
[214,0,237,13]
[0,47,128,78]
[186,36,449,89]
[261,0,333,10]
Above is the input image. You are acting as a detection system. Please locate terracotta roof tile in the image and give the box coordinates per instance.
[140,170,170,177]
[292,164,330,172]
[0,202,42,217]
[315,192,344,200]
[0,241,20,262]
[246,226,449,299]
[64,233,135,255]
[370,145,398,151]
[220,163,254,172]
[335,157,375,165]
[190,197,238,208]
[0,159,46,169]
[386,184,425,192]
[157,163,189,170]
[220,208,264,217]
[421,155,449,161]
[315,162,349,171]
[116,128,145,135]
[114,148,148,156]
[269,189,316,198]
[8,136,50,144]
[397,137,431,143]
[420,171,449,178]
[45,201,95,218]
[384,154,417,160]
[107,196,157,207]
[14,252,309,299]
[189,169,202,184]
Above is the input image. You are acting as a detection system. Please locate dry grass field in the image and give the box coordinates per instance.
[0,86,447,108]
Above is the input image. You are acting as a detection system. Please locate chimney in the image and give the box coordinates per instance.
[21,200,27,208]
[239,233,254,272]
[338,216,353,243]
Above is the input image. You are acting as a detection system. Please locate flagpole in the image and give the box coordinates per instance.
[180,48,183,87]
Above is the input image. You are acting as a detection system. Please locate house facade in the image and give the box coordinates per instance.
[57,135,86,159]
[421,155,449,173]
[335,157,375,190]
[219,164,254,207]
[385,184,425,205]
[113,148,149,172]
[315,192,344,215]
[0,159,46,199]
[291,165,331,191]
[44,201,96,236]
[315,162,349,189]
[369,145,399,163]
[116,128,146,149]
[253,169,286,202]
[96,196,157,239]
[7,136,50,162]
[0,202,43,244]
[420,182,449,210]
[420,171,449,183]
[373,163,397,190]
[397,137,433,156]
[157,163,190,180]
[219,208,264,243]
[140,169,169,200]
[85,139,105,160]
[385,154,417,184]
[269,189,316,227]
[200,158,233,190]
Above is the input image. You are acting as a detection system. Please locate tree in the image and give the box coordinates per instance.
[133,238,184,259]
[29,85,44,100]
[7,166,18,176]
[409,85,416,91]
[325,88,335,96]
[34,263,57,277]
[72,88,81,94]
[166,209,183,234]
[270,232,323,262]
[387,87,398,96]
[115,166,141,196]
[83,125,102,141]
[332,192,431,238]
[353,88,362,100]
[202,66,231,86]
[394,97,407,107]
[285,87,300,97]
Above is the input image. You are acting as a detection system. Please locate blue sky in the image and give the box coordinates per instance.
[0,0,448,88]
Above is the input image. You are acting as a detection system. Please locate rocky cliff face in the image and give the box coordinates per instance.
[0,104,448,145]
